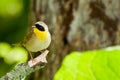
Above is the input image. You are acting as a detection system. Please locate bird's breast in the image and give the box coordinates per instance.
[24,33,51,52]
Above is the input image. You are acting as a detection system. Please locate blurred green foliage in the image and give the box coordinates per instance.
[0,0,30,43]
[0,42,28,77]
[0,0,30,77]
[54,46,120,80]
[0,43,28,64]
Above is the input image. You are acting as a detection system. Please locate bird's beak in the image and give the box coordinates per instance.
[32,26,35,28]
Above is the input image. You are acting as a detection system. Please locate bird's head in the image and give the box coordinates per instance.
[32,21,49,40]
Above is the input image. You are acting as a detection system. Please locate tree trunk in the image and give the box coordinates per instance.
[30,0,120,80]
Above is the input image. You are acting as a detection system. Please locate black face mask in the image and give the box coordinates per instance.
[35,24,45,31]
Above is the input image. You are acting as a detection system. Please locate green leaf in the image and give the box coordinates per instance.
[54,46,120,80]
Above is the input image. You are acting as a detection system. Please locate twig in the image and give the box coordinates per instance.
[0,50,49,80]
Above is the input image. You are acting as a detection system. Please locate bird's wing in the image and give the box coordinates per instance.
[20,28,34,45]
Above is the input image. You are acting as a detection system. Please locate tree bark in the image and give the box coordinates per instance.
[31,0,120,80]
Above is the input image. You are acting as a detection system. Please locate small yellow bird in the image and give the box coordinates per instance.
[21,21,51,59]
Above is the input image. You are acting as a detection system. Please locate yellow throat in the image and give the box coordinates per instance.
[33,27,47,40]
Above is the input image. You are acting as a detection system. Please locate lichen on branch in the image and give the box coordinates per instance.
[0,50,49,80]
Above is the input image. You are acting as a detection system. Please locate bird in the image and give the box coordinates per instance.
[21,21,51,59]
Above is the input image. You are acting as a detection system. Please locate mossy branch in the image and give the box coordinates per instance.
[0,50,49,80]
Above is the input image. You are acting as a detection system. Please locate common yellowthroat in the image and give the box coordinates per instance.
[21,21,51,59]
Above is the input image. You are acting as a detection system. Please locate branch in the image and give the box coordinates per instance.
[0,50,49,80]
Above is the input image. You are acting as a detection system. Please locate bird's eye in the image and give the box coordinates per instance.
[35,24,45,31]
